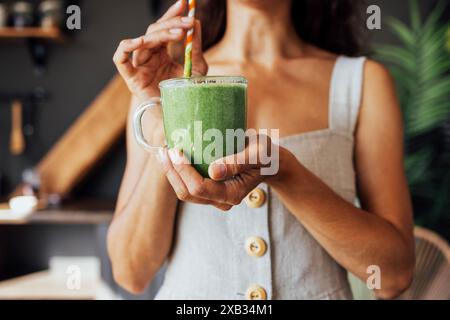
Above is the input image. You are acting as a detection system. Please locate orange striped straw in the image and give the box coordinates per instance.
[183,0,196,78]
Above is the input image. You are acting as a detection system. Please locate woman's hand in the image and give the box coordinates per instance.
[159,134,292,211]
[113,0,208,101]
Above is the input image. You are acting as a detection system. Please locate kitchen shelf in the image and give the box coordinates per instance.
[0,27,63,41]
[0,27,66,73]
[0,199,114,225]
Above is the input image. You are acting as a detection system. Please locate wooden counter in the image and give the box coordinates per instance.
[0,199,114,225]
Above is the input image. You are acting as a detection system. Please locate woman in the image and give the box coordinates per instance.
[108,0,415,300]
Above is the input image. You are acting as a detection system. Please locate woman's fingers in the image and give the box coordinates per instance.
[133,16,195,67]
[132,0,185,67]
[157,0,185,23]
[163,148,261,208]
[114,29,184,77]
[159,148,232,211]
[167,149,232,202]
[113,37,144,78]
[167,149,250,206]
[126,28,185,71]
[147,16,194,35]
[134,28,185,51]
[208,157,255,182]
[166,167,231,211]
[208,145,258,181]
[209,134,274,181]
[133,0,186,66]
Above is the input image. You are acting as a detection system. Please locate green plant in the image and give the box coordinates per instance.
[376,0,450,236]
[446,25,450,53]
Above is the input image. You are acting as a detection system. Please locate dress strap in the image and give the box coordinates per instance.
[329,56,367,134]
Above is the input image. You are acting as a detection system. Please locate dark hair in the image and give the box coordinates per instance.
[198,0,369,56]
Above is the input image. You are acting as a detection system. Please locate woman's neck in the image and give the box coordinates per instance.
[216,0,304,66]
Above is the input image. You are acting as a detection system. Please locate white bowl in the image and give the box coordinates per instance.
[8,196,38,215]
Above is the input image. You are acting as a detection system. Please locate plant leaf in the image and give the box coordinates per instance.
[422,0,447,35]
[386,17,415,48]
[421,56,450,82]
[410,0,421,31]
[376,45,416,72]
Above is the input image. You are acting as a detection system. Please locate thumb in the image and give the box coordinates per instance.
[208,151,256,181]
[208,134,275,181]
[191,20,208,76]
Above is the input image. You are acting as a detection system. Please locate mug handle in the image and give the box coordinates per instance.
[133,98,167,153]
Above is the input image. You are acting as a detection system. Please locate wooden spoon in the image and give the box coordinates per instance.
[10,99,25,155]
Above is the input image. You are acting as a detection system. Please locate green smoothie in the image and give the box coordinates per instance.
[160,77,247,177]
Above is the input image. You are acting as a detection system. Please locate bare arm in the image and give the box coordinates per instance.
[107,1,208,294]
[269,60,415,299]
[107,96,178,294]
[157,60,415,300]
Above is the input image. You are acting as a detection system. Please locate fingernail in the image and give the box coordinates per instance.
[168,149,177,163]
[181,17,193,23]
[168,149,182,165]
[169,28,183,34]
[157,148,167,164]
[175,0,182,8]
[210,163,227,180]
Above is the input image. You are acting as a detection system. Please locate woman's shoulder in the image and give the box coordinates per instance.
[304,44,391,77]
[363,59,394,86]
[357,58,401,134]
[360,59,397,112]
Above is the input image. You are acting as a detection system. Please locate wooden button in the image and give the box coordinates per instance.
[245,188,266,208]
[245,285,267,300]
[245,236,267,257]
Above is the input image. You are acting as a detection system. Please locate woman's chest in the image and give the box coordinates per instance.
[247,79,329,136]
[208,65,331,137]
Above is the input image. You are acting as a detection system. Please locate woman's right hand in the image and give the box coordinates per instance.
[113,0,208,101]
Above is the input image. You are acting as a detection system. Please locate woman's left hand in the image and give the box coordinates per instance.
[158,134,289,211]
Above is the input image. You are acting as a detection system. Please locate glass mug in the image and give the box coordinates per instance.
[133,76,248,177]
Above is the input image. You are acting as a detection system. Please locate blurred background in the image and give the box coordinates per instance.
[0,0,448,299]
